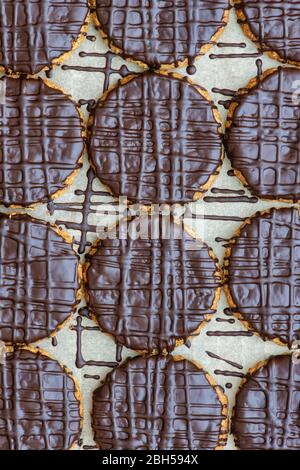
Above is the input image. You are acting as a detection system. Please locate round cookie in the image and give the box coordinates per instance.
[0,347,82,450]
[225,67,300,202]
[0,0,89,75]
[93,0,230,69]
[92,355,228,450]
[0,214,79,344]
[0,76,84,207]
[89,72,223,205]
[225,207,300,347]
[232,354,300,450]
[85,216,221,353]
[235,0,300,65]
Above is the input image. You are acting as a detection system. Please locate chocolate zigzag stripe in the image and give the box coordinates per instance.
[92,355,228,450]
[232,354,300,450]
[0,76,84,207]
[225,67,300,201]
[0,0,89,74]
[0,214,79,344]
[225,207,300,347]
[89,72,223,205]
[94,0,230,68]
[85,216,221,353]
[235,0,300,64]
[0,348,81,450]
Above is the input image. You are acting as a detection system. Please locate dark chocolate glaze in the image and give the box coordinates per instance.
[0,214,79,344]
[226,207,300,347]
[225,67,300,201]
[0,0,89,74]
[89,72,223,205]
[86,216,221,353]
[0,76,84,207]
[0,348,81,450]
[92,355,227,450]
[236,0,300,64]
[232,354,300,450]
[95,0,230,68]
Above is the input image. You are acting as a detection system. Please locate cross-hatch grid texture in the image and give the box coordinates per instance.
[86,217,220,352]
[0,77,84,207]
[227,207,300,347]
[96,0,230,67]
[90,73,223,205]
[0,0,89,74]
[237,0,300,63]
[92,355,226,450]
[232,354,300,450]
[0,215,79,344]
[225,67,300,201]
[0,349,81,450]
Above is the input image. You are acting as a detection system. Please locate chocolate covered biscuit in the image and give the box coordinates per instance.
[0,214,80,344]
[92,355,228,450]
[89,72,223,205]
[85,216,221,353]
[232,354,300,450]
[225,207,300,347]
[0,347,82,450]
[93,0,230,69]
[0,0,89,75]
[0,76,84,207]
[225,67,300,202]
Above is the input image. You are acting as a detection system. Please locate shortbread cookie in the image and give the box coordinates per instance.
[232,354,300,450]
[92,355,228,450]
[0,0,89,75]
[225,67,300,202]
[93,0,230,69]
[85,216,221,353]
[89,72,223,205]
[225,207,300,347]
[235,0,300,65]
[0,214,79,344]
[0,347,82,450]
[0,76,84,207]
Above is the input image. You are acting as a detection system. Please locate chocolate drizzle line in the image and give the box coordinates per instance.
[48,167,118,254]
[206,351,243,370]
[71,317,119,369]
[92,355,227,450]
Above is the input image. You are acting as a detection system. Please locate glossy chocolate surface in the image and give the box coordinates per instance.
[236,0,300,63]
[89,72,223,205]
[95,0,230,68]
[0,348,81,450]
[226,67,300,201]
[0,0,89,74]
[0,214,79,344]
[86,216,220,352]
[232,354,300,450]
[0,76,84,206]
[226,207,300,346]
